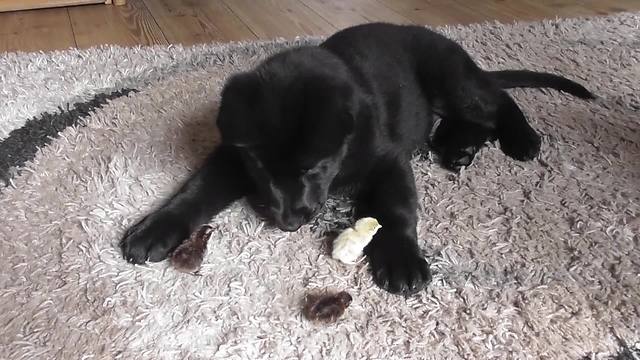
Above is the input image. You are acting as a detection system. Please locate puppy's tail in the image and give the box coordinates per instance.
[487,70,595,99]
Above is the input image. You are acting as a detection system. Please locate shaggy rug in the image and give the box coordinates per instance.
[1,12,639,360]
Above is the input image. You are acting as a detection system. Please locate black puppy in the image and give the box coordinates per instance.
[121,23,593,295]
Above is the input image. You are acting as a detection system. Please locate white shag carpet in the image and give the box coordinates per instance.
[1,13,639,360]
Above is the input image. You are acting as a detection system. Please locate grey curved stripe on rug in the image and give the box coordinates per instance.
[1,13,639,360]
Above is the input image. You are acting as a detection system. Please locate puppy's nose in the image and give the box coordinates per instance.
[279,220,302,232]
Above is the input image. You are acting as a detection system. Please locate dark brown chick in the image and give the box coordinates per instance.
[169,225,214,275]
[303,291,353,323]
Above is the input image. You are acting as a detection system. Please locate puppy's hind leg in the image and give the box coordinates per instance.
[431,78,501,171]
[494,90,541,161]
[418,44,539,167]
[431,117,493,171]
[436,78,541,165]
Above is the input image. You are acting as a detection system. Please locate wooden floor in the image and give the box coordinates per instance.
[1,0,639,53]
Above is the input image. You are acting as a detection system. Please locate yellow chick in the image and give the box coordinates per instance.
[331,217,382,264]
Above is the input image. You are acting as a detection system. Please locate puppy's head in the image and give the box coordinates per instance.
[217,50,356,231]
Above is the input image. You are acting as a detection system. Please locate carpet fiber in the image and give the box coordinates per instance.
[1,13,639,360]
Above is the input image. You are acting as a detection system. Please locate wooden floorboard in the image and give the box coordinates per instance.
[142,0,256,44]
[68,0,167,48]
[530,0,640,17]
[300,0,412,30]
[221,0,337,39]
[378,0,526,26]
[0,7,76,52]
[0,0,639,52]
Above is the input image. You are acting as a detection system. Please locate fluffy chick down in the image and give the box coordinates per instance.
[331,217,381,264]
[170,225,214,274]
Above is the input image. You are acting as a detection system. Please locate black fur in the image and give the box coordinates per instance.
[121,23,593,295]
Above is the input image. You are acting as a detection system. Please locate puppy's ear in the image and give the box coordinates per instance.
[217,72,264,147]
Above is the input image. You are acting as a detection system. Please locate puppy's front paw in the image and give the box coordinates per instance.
[366,241,432,295]
[120,212,189,264]
[499,123,541,161]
